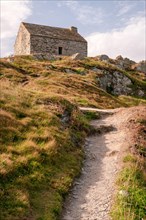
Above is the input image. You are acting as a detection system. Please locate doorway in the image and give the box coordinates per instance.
[58,47,63,55]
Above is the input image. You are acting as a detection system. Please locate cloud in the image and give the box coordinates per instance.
[1,0,32,57]
[58,1,104,25]
[117,1,135,16]
[86,16,145,62]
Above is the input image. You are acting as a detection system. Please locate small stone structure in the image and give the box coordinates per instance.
[14,22,87,58]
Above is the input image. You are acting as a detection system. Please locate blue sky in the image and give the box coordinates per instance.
[1,0,146,61]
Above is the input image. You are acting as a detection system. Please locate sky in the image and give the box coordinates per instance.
[1,0,146,61]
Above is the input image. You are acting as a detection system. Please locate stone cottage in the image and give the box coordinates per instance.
[14,22,87,57]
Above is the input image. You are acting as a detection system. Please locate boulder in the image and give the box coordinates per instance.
[98,54,110,61]
[115,55,135,70]
[138,90,145,97]
[70,53,84,60]
[132,61,146,74]
[116,55,124,61]
[65,69,75,74]
[91,67,103,74]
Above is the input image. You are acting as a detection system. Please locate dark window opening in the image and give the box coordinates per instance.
[58,47,63,55]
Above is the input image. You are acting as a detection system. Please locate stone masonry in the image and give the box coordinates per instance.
[14,23,30,55]
[14,22,87,58]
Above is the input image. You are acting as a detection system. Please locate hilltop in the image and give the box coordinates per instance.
[0,55,146,220]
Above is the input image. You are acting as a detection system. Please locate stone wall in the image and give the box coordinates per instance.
[30,35,87,57]
[14,24,30,55]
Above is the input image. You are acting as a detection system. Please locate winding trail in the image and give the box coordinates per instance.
[61,107,145,220]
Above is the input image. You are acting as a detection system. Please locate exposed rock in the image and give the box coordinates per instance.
[61,109,71,124]
[70,53,84,60]
[65,69,76,74]
[115,56,136,70]
[116,55,124,61]
[119,190,129,197]
[98,54,110,61]
[132,60,146,74]
[91,67,103,74]
[138,90,145,97]
[99,71,133,95]
[99,70,146,97]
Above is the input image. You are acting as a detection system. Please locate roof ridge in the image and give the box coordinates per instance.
[22,22,70,31]
[21,22,87,43]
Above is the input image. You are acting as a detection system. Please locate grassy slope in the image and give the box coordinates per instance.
[111,119,146,220]
[0,82,91,220]
[0,56,146,220]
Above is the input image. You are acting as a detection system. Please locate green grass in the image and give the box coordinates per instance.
[123,70,146,92]
[1,55,146,220]
[119,96,146,106]
[123,154,136,163]
[83,111,100,121]
[111,160,146,220]
[0,82,90,219]
[111,118,146,220]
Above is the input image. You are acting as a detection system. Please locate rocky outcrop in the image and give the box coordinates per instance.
[98,70,145,97]
[70,53,84,60]
[95,54,146,74]
[99,71,133,95]
[115,55,136,70]
[97,54,110,61]
[132,61,146,74]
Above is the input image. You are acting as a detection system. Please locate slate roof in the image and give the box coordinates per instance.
[22,22,87,43]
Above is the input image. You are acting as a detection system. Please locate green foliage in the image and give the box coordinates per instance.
[83,111,100,121]
[123,155,136,163]
[111,155,146,220]
[119,95,146,106]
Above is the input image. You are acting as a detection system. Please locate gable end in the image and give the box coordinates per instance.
[14,23,30,55]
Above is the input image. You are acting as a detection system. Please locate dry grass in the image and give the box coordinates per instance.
[0,55,146,220]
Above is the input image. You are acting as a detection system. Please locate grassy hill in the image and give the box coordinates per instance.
[0,56,146,220]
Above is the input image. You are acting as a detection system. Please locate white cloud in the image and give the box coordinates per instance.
[58,1,104,25]
[1,0,32,57]
[86,16,145,62]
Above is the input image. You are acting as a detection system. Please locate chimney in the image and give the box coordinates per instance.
[70,26,78,33]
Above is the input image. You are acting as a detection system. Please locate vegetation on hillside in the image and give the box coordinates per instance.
[111,119,146,220]
[0,55,146,220]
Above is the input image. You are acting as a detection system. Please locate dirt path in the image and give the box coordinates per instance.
[61,106,146,220]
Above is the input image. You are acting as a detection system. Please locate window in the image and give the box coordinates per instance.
[58,47,62,55]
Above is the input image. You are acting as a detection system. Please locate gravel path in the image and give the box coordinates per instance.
[61,107,141,220]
